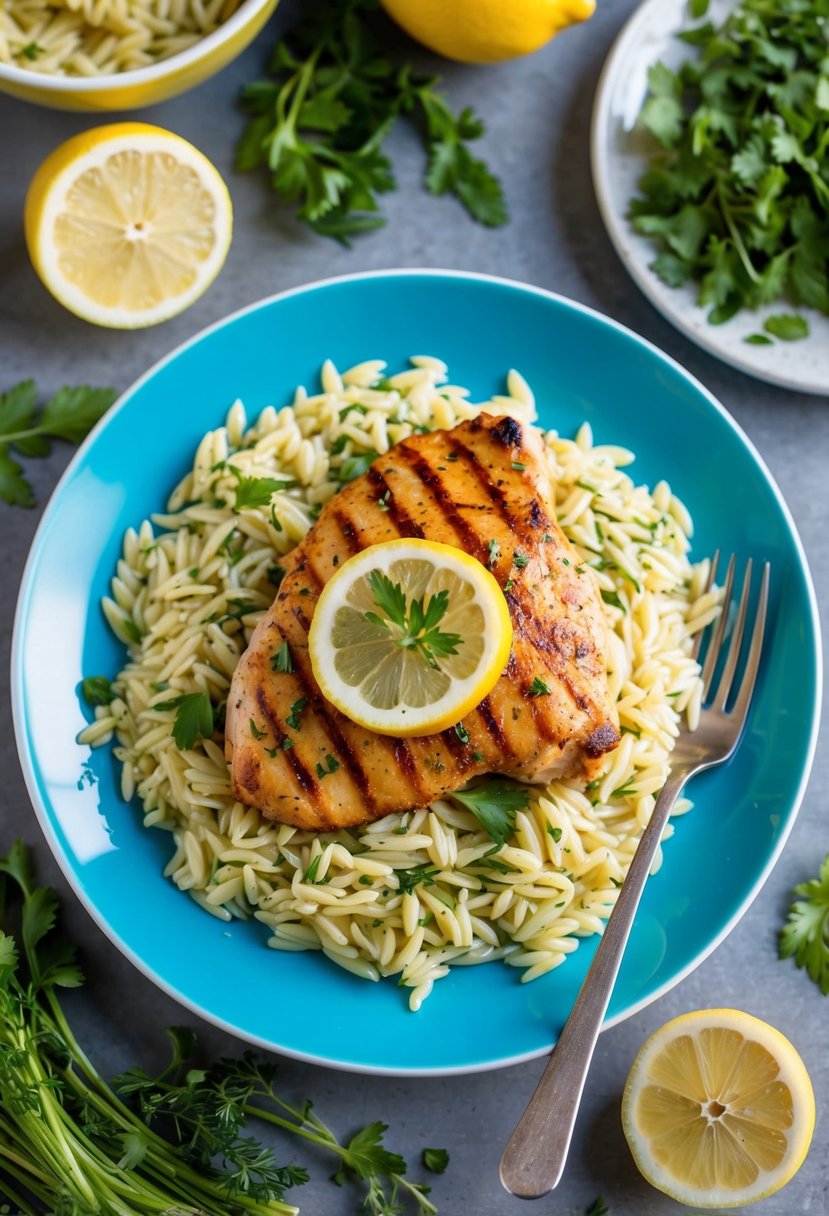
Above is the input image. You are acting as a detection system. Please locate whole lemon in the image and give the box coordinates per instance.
[379,0,596,63]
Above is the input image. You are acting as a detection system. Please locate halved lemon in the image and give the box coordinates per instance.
[308,539,513,737]
[24,123,232,329]
[622,1008,815,1209]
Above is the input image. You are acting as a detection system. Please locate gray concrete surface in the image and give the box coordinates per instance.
[1,2,827,1213]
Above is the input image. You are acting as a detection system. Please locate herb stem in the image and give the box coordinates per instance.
[716,178,761,284]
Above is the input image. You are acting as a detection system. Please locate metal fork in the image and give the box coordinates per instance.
[500,555,770,1201]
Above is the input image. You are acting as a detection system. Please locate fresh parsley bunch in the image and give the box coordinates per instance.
[0,840,447,1214]
[630,0,829,340]
[236,0,508,242]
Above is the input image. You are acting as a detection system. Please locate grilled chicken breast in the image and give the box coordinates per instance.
[225,414,620,830]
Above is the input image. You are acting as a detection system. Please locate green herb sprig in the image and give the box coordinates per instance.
[365,570,462,670]
[236,0,507,243]
[0,381,117,507]
[630,0,829,337]
[0,841,446,1215]
[450,782,530,847]
[780,853,829,994]
[154,691,215,750]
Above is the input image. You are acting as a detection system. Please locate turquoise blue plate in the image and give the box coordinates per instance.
[12,271,821,1075]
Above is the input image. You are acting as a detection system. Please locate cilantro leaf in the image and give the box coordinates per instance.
[450,781,529,846]
[780,854,829,995]
[155,692,215,750]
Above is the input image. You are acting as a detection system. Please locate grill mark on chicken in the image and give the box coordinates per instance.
[440,725,477,772]
[398,449,485,557]
[255,685,317,795]
[390,738,431,802]
[448,438,524,532]
[528,498,549,530]
[508,601,602,722]
[289,656,378,812]
[475,695,515,759]
[366,466,425,539]
[330,507,360,552]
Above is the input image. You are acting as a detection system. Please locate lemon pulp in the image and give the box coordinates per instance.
[308,539,513,737]
[622,1009,816,1209]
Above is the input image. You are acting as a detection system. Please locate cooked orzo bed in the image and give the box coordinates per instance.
[79,356,719,1010]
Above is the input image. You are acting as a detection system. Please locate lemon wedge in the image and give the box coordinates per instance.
[622,1008,816,1209]
[24,123,233,330]
[308,539,513,737]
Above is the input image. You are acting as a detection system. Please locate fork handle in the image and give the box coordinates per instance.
[499,768,689,1199]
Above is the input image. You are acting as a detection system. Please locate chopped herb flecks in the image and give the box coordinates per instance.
[271,642,293,673]
[286,697,308,730]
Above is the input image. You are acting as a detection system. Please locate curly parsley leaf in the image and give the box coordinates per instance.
[780,854,829,995]
[155,692,215,750]
[236,0,507,242]
[450,781,529,847]
[0,380,117,507]
[630,0,829,334]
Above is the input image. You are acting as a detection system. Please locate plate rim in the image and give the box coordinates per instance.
[10,267,824,1076]
[590,0,829,397]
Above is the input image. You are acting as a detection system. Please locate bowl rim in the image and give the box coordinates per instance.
[10,268,823,1075]
[0,0,273,92]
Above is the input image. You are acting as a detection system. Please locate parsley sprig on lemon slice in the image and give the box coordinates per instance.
[308,539,512,737]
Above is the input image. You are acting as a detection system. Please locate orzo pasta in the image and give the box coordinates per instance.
[79,356,719,1010]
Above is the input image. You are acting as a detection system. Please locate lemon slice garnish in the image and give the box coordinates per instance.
[308,539,513,737]
[622,1008,816,1209]
[24,123,232,330]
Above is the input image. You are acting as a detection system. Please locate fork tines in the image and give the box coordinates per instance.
[699,554,769,715]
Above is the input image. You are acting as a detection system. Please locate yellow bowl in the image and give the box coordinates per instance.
[0,0,279,111]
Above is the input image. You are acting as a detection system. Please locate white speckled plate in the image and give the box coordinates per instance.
[591,0,829,396]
